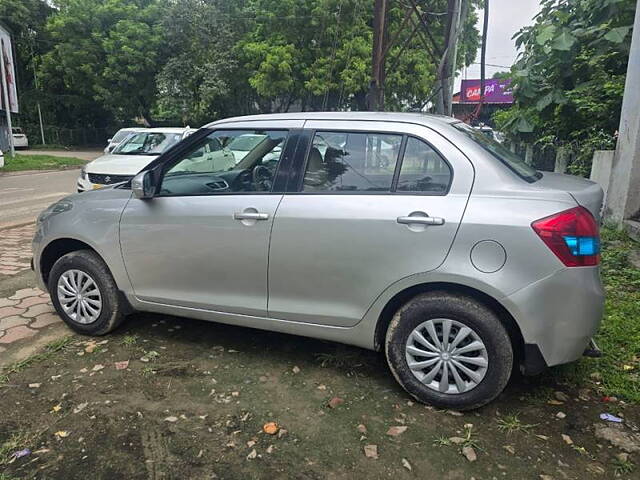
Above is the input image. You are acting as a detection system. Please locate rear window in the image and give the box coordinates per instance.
[453,122,541,183]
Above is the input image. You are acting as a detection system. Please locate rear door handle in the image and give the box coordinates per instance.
[397,215,445,226]
[234,212,269,221]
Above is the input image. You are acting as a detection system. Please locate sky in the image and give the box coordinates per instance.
[454,0,542,92]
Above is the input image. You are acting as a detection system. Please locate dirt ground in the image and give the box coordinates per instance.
[1,311,639,480]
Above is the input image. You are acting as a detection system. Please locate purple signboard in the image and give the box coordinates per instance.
[460,79,513,104]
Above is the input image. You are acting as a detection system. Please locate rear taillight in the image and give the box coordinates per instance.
[531,206,600,267]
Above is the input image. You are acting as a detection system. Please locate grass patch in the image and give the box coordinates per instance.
[554,227,640,403]
[496,414,537,434]
[0,336,73,384]
[1,153,85,172]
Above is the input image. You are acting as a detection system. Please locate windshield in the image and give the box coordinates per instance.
[111,129,135,143]
[12,128,22,134]
[453,122,541,183]
[229,135,266,152]
[112,132,183,156]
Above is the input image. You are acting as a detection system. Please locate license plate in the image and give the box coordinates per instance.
[92,184,105,190]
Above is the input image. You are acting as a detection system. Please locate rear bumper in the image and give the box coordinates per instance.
[504,266,604,367]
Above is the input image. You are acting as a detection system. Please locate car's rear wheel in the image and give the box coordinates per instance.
[49,250,126,335]
[385,291,513,410]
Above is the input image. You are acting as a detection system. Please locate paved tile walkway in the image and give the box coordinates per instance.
[0,224,35,275]
[0,287,61,351]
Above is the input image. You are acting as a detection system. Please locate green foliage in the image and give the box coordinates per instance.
[13,0,482,129]
[494,0,635,176]
[40,0,165,125]
[554,228,640,403]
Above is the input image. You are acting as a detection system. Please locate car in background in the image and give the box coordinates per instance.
[12,127,28,149]
[78,127,194,192]
[104,128,146,154]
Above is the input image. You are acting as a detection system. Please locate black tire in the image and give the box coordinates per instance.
[48,250,126,336]
[385,291,513,410]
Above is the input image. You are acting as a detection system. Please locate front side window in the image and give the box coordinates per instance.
[160,130,287,196]
[302,131,402,192]
[113,131,183,156]
[397,137,451,193]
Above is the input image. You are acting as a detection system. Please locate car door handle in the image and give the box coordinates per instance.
[397,215,445,226]
[234,212,269,221]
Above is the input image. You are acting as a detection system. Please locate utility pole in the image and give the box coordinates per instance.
[435,0,463,115]
[0,39,14,157]
[479,0,489,111]
[368,0,388,111]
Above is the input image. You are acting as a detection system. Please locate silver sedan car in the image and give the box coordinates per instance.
[33,112,604,410]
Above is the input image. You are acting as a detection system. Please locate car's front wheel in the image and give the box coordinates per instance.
[49,250,126,335]
[385,291,513,410]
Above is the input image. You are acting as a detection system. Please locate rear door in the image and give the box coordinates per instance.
[267,120,475,327]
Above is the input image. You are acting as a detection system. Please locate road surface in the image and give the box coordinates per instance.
[0,169,80,228]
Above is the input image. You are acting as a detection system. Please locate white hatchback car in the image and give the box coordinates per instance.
[103,127,146,154]
[78,127,194,192]
[12,127,28,149]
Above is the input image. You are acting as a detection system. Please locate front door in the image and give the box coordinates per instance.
[268,121,475,327]
[120,122,302,317]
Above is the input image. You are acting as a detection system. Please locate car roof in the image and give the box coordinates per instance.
[204,112,460,130]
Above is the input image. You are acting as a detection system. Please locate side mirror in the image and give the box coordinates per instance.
[131,171,155,199]
[107,138,113,143]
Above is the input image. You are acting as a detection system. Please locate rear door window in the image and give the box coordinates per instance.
[397,137,451,194]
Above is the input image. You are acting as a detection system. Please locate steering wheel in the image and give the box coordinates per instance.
[252,165,273,191]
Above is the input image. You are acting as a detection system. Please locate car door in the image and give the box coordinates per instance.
[268,120,475,327]
[119,120,303,317]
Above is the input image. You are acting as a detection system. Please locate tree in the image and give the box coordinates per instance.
[495,0,636,175]
[40,0,165,125]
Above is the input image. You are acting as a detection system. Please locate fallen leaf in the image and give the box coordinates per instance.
[402,458,412,471]
[84,342,97,353]
[623,364,634,371]
[556,412,566,419]
[328,397,344,409]
[317,384,327,390]
[54,431,70,438]
[164,416,178,422]
[547,400,564,405]
[561,434,573,445]
[449,436,466,445]
[554,391,570,402]
[292,366,300,374]
[51,404,62,413]
[28,383,41,389]
[277,428,288,439]
[539,475,554,480]
[115,360,129,370]
[73,402,88,414]
[535,434,550,441]
[462,446,477,462]
[247,449,257,460]
[447,410,463,417]
[247,440,256,448]
[92,364,104,372]
[363,444,378,459]
[79,368,88,373]
[504,445,515,454]
[263,422,279,435]
[357,424,367,434]
[387,426,408,437]
[266,445,274,454]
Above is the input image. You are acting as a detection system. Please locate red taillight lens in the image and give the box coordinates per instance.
[531,206,600,267]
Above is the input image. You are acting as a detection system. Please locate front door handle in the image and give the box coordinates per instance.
[397,215,445,226]
[234,212,269,221]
